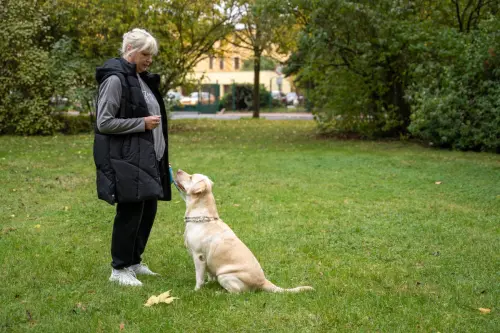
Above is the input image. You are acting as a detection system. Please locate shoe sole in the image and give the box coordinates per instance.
[109,276,143,286]
[130,268,159,275]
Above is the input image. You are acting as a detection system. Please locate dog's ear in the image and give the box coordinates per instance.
[189,179,207,195]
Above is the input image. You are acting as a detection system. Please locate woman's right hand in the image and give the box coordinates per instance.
[144,116,161,130]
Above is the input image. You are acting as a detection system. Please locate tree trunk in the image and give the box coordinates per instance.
[383,70,410,136]
[393,79,410,130]
[253,52,261,118]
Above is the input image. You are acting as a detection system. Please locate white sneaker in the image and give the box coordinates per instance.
[109,268,143,286]
[129,263,159,276]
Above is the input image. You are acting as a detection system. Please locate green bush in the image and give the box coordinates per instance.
[220,84,272,110]
[55,114,94,134]
[0,0,62,135]
[408,19,500,151]
[286,1,418,138]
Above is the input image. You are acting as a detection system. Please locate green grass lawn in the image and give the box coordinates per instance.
[1,120,499,332]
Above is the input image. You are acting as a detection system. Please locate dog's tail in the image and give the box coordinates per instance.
[261,279,314,293]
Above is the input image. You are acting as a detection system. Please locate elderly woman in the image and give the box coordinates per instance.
[93,28,171,286]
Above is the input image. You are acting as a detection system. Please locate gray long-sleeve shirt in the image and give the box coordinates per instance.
[97,76,145,134]
[96,75,165,160]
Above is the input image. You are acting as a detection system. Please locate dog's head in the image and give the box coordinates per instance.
[175,169,214,197]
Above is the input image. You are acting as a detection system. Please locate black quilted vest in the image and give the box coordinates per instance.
[93,57,171,205]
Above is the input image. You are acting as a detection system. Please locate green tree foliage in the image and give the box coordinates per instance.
[1,0,240,135]
[146,0,241,93]
[408,18,500,151]
[55,0,239,92]
[230,0,296,118]
[286,0,499,150]
[241,56,277,71]
[0,0,62,135]
[220,83,271,110]
[51,0,239,110]
[286,0,423,137]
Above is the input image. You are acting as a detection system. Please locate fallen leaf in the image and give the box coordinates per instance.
[64,206,69,211]
[26,310,36,326]
[34,224,41,229]
[26,310,33,322]
[144,295,159,307]
[144,290,179,307]
[1,227,16,235]
[119,322,125,330]
[478,308,491,314]
[435,181,442,185]
[233,204,240,207]
[76,303,86,311]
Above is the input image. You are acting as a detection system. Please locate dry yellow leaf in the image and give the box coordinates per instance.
[478,308,491,314]
[435,181,442,185]
[144,290,179,307]
[157,291,171,302]
[144,295,159,307]
[34,224,41,229]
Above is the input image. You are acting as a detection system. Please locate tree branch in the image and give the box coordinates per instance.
[451,0,464,32]
[467,0,484,32]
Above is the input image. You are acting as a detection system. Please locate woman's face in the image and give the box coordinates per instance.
[128,49,153,73]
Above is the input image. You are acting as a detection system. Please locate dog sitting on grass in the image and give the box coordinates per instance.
[175,169,314,293]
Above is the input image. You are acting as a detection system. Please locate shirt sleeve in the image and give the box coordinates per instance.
[96,75,145,134]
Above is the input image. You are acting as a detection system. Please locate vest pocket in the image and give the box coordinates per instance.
[109,135,133,159]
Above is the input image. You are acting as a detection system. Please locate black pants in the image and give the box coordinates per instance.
[111,199,158,269]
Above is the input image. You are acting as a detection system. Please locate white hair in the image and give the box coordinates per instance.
[121,28,158,58]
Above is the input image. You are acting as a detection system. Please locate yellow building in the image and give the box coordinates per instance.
[191,43,293,96]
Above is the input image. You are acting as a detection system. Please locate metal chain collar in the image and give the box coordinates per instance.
[184,216,219,224]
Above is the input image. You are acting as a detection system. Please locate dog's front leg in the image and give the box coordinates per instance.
[192,253,207,291]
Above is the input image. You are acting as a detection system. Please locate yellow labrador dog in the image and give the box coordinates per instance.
[175,169,314,293]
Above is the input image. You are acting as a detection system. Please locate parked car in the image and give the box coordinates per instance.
[180,92,216,106]
[285,92,304,105]
[166,90,183,102]
[271,91,286,104]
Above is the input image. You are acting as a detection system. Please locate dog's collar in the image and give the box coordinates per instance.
[184,216,219,224]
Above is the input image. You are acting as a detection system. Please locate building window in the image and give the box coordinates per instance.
[220,57,224,70]
[209,57,214,70]
[234,57,240,70]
